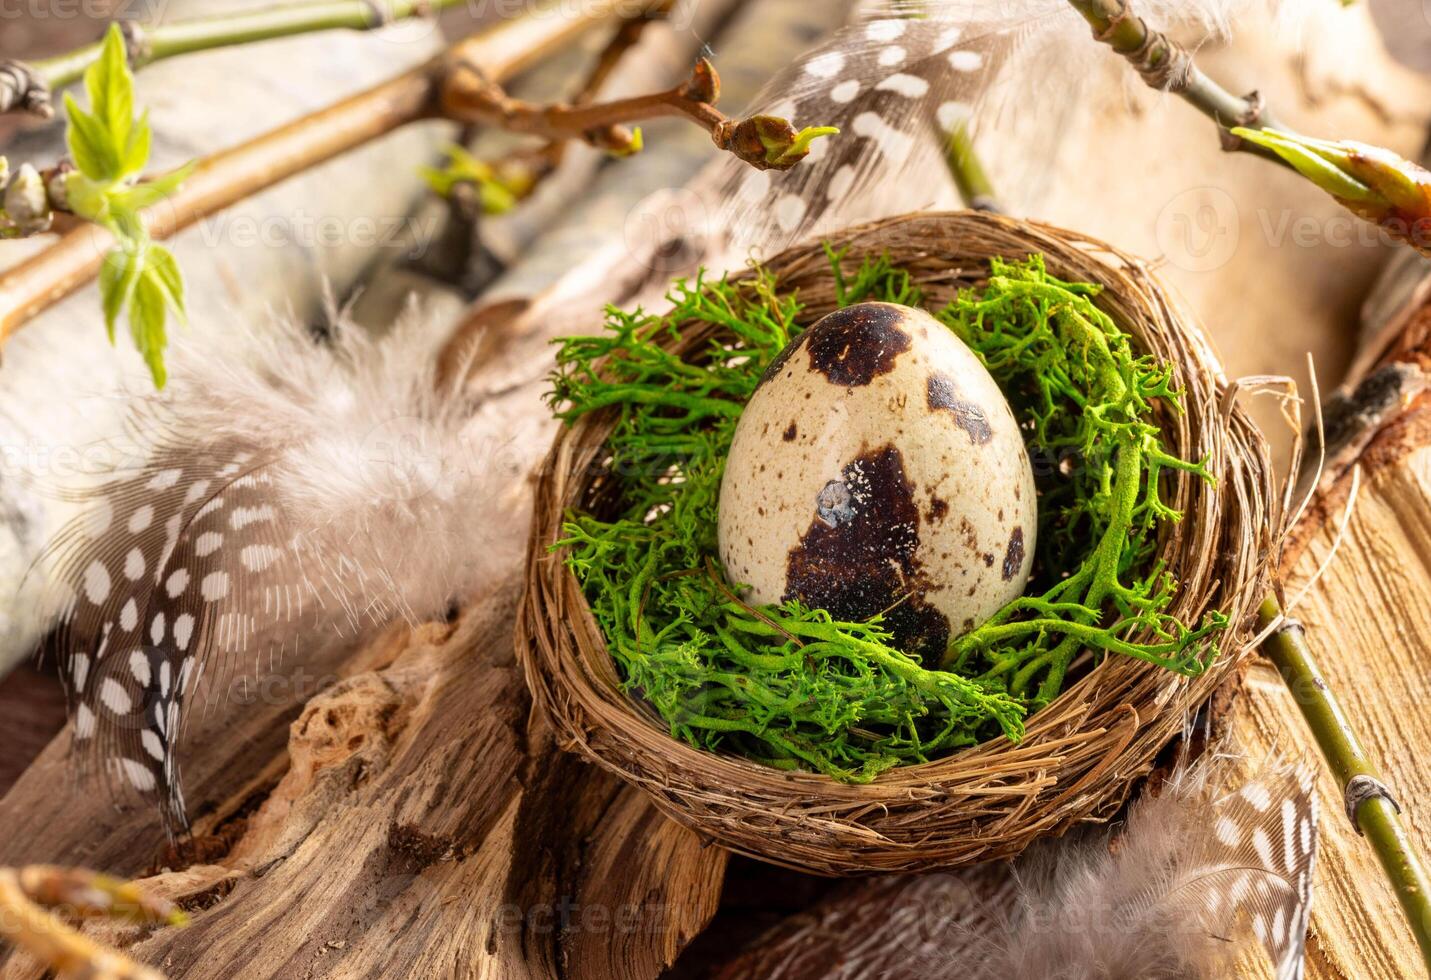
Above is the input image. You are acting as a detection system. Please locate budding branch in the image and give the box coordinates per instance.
[0,0,833,346]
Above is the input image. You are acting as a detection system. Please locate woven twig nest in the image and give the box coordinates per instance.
[518,211,1280,875]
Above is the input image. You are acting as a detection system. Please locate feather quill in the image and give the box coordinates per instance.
[713,0,1312,254]
[36,313,520,833]
[961,759,1320,980]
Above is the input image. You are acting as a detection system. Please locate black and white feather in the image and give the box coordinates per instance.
[37,315,517,834]
[963,758,1320,979]
[714,0,1310,253]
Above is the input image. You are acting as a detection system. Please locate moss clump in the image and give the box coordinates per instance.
[549,252,1225,781]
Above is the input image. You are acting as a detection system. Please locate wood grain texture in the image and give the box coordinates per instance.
[0,230,726,980]
[0,664,64,796]
[0,593,726,980]
[1228,415,1431,980]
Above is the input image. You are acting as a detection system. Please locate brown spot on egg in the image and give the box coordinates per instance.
[927,496,949,523]
[1002,527,1026,581]
[927,372,993,444]
[783,422,798,442]
[803,304,912,387]
[784,445,949,660]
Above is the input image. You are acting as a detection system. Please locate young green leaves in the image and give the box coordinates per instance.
[1233,126,1431,256]
[420,145,536,216]
[64,24,193,387]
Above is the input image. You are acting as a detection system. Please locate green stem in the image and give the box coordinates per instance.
[943,117,1000,213]
[1259,596,1431,974]
[8,0,470,115]
[1064,0,1291,169]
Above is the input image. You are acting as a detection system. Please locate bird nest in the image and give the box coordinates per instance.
[517,211,1280,875]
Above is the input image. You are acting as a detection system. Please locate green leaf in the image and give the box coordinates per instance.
[1231,126,1381,205]
[59,23,191,389]
[778,126,840,167]
[98,248,142,343]
[146,243,186,321]
[112,161,195,212]
[86,25,134,158]
[64,94,118,182]
[64,171,112,223]
[121,110,152,180]
[130,267,169,388]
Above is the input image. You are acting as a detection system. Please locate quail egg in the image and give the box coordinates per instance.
[718,302,1037,661]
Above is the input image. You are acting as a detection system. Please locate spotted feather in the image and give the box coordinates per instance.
[957,758,1320,979]
[37,316,517,834]
[714,0,1309,254]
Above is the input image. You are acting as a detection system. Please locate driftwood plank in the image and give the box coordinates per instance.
[1,591,725,979]
[0,232,726,978]
[1226,377,1431,980]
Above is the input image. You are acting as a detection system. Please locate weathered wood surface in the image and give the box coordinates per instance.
[1226,370,1431,980]
[0,234,727,977]
[3,2,1431,978]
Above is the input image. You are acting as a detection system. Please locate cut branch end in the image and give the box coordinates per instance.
[0,60,53,118]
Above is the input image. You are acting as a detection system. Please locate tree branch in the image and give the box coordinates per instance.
[1257,597,1431,973]
[1069,0,1431,255]
[942,117,1000,213]
[1066,0,1290,166]
[440,56,837,170]
[0,0,658,346]
[1,0,474,118]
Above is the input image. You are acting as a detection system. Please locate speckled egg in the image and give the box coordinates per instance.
[717,302,1037,661]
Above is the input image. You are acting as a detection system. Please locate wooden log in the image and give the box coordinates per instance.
[0,238,726,980]
[1223,361,1431,979]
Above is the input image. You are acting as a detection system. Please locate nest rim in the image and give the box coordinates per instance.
[518,210,1281,877]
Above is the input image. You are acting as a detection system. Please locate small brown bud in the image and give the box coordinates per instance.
[680,58,720,106]
[44,160,73,213]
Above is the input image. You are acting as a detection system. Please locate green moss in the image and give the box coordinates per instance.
[548,251,1225,781]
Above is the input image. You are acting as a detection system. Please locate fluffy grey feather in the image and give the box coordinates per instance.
[963,759,1319,980]
[36,314,520,833]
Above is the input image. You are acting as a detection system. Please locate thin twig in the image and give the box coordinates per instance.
[450,4,671,215]
[1,0,472,118]
[942,117,1001,213]
[1257,598,1431,974]
[0,0,656,345]
[1065,0,1290,166]
[0,866,184,980]
[441,56,824,171]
